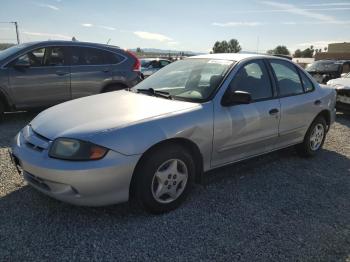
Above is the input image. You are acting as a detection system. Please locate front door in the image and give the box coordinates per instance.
[8,46,70,109]
[212,59,280,167]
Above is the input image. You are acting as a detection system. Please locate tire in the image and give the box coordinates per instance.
[296,116,327,157]
[0,100,4,121]
[102,84,127,93]
[134,144,195,214]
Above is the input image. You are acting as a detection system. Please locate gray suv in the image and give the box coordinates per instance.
[0,41,142,117]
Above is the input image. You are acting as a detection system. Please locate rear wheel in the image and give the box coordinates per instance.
[296,116,327,157]
[134,144,195,213]
[0,100,4,121]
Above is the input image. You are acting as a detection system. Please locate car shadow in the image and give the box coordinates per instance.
[0,146,349,260]
[0,111,37,148]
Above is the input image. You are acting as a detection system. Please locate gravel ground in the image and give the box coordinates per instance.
[0,112,349,261]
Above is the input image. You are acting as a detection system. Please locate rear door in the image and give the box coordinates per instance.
[212,59,281,167]
[267,59,319,147]
[70,46,113,99]
[8,46,70,108]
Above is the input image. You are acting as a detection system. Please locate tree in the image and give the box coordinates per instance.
[267,45,290,55]
[136,47,143,53]
[300,48,314,58]
[212,39,241,53]
[293,49,302,58]
[228,39,241,53]
[212,41,222,53]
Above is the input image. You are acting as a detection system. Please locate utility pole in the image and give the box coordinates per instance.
[13,22,20,44]
[0,21,20,44]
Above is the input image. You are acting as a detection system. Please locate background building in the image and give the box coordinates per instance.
[315,42,350,60]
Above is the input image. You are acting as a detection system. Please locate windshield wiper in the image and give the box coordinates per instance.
[136,88,172,99]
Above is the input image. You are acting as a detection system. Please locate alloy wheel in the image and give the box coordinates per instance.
[309,123,325,151]
[151,159,188,204]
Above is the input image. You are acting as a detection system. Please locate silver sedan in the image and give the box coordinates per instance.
[11,54,336,213]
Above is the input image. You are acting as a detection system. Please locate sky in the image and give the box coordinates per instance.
[0,0,349,53]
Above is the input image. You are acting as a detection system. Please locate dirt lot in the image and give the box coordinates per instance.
[0,112,349,261]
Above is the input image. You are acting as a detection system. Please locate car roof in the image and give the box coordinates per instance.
[191,53,272,62]
[21,40,120,49]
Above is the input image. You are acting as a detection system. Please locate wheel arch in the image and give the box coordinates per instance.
[100,81,129,93]
[0,87,12,111]
[129,137,204,199]
[315,109,331,130]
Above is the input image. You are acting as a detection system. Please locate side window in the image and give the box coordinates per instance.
[17,48,45,67]
[149,61,161,69]
[71,47,106,65]
[299,70,314,92]
[44,47,66,66]
[229,60,273,101]
[269,60,303,96]
[104,52,122,64]
[160,60,170,67]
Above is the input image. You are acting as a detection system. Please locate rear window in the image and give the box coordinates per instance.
[71,47,122,65]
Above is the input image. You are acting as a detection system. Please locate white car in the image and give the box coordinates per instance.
[327,73,350,113]
[141,58,171,78]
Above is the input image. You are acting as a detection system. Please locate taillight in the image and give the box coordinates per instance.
[126,50,141,72]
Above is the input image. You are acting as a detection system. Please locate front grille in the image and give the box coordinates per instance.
[25,141,44,152]
[22,125,51,152]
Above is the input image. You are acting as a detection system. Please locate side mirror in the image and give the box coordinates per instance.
[14,59,30,69]
[221,90,252,106]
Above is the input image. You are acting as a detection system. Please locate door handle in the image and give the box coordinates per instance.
[56,71,69,76]
[102,68,110,73]
[269,108,279,115]
[314,100,321,106]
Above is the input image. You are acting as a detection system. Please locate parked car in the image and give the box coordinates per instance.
[11,54,336,213]
[141,58,171,78]
[0,41,142,118]
[327,72,350,113]
[306,59,350,84]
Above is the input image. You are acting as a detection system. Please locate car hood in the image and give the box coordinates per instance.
[30,90,200,140]
[327,78,350,89]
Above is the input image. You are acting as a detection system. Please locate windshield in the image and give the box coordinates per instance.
[141,59,152,67]
[134,58,234,102]
[306,60,341,72]
[0,43,32,61]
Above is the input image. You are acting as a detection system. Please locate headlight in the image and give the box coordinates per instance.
[49,138,108,161]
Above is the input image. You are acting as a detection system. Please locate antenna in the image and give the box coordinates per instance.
[106,38,111,45]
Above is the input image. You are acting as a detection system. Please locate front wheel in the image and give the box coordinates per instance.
[134,144,195,213]
[296,116,327,157]
[0,100,4,121]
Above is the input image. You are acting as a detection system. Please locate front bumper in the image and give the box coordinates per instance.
[336,89,350,113]
[11,129,141,206]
